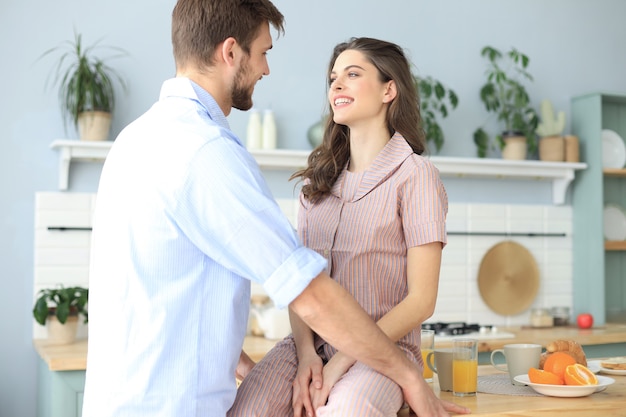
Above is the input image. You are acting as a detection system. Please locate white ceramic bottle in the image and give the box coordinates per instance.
[246,108,262,149]
[261,109,277,149]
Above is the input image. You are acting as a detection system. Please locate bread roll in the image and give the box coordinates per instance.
[600,357,626,370]
[539,339,587,369]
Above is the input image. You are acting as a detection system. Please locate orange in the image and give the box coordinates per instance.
[564,364,598,386]
[528,367,564,385]
[543,352,577,379]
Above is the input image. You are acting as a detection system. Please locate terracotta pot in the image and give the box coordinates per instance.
[501,135,527,160]
[564,135,580,162]
[78,111,112,141]
[46,315,79,345]
[539,136,565,162]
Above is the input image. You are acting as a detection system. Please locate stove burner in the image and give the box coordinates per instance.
[422,322,494,336]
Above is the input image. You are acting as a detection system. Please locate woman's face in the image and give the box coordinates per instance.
[328,49,392,128]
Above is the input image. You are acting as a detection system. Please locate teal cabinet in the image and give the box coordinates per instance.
[37,358,85,417]
[571,93,626,324]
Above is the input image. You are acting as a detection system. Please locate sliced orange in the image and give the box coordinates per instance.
[528,367,564,385]
[564,364,598,386]
[543,352,577,379]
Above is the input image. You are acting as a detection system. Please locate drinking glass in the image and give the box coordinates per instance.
[453,338,478,397]
[420,329,435,382]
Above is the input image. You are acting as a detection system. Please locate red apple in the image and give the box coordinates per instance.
[577,313,594,329]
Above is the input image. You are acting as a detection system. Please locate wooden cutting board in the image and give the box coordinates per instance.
[477,241,539,316]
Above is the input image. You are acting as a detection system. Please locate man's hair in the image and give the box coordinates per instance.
[172,0,284,70]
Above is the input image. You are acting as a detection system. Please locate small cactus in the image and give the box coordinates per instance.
[536,99,565,137]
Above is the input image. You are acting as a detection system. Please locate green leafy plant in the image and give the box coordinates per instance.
[414,74,459,153]
[38,31,128,131]
[33,286,89,325]
[473,46,538,158]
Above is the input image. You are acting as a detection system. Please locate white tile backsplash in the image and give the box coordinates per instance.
[33,192,95,339]
[33,193,575,336]
[439,202,573,327]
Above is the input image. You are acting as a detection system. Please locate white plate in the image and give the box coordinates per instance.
[603,204,626,241]
[586,360,601,374]
[602,129,626,169]
[513,374,615,397]
[588,360,626,376]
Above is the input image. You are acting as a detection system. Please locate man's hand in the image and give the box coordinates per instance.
[402,374,471,416]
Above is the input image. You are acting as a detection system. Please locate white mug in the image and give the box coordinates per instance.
[490,343,542,385]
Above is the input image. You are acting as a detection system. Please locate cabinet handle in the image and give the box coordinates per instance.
[448,232,566,237]
[47,227,92,231]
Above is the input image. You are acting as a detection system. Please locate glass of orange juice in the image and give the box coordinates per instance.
[420,329,435,382]
[453,338,478,397]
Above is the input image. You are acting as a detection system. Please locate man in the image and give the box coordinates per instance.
[82,1,469,416]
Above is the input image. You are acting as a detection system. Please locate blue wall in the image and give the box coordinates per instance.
[1,1,625,415]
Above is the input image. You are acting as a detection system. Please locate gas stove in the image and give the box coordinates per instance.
[422,322,515,341]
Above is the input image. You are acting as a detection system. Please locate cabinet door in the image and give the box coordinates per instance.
[601,97,626,322]
[37,359,86,417]
[571,93,606,324]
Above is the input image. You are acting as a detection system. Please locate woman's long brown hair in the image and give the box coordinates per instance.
[291,37,425,203]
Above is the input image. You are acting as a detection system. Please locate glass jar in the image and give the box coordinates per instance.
[530,308,554,328]
[551,306,570,326]
[249,294,271,337]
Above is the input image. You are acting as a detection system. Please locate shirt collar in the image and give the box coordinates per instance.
[159,77,230,130]
[330,133,416,201]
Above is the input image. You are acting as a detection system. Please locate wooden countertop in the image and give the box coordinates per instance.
[32,337,277,371]
[33,338,87,371]
[435,323,626,353]
[34,335,626,416]
[33,323,626,371]
[399,364,626,417]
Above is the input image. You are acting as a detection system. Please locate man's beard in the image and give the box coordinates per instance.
[231,59,254,111]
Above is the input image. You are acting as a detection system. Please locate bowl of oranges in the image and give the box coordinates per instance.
[515,352,615,397]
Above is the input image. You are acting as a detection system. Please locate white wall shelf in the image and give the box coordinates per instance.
[50,140,112,190]
[50,139,586,204]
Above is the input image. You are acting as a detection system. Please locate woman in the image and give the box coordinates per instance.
[229,37,450,417]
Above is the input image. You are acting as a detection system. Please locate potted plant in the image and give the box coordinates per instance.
[473,46,538,159]
[33,285,88,344]
[536,99,566,161]
[39,31,128,141]
[413,74,459,153]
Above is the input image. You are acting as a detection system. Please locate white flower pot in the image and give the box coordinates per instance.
[501,135,527,160]
[46,315,79,345]
[77,111,112,141]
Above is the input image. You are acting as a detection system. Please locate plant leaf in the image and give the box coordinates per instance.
[33,297,49,326]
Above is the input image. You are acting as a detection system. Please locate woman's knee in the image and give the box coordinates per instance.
[316,364,403,417]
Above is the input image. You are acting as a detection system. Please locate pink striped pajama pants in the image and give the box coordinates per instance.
[228,337,404,417]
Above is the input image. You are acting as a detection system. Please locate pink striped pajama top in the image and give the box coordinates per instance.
[298,133,448,363]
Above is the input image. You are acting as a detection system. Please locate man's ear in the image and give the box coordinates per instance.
[220,37,238,67]
[383,80,397,103]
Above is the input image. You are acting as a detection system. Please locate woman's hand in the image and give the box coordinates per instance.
[235,350,255,381]
[309,353,356,411]
[292,353,324,417]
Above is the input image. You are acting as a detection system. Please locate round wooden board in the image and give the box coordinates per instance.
[477,241,539,316]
